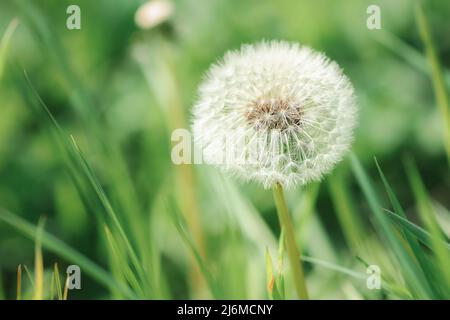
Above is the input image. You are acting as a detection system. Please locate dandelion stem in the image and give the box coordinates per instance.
[272,182,309,299]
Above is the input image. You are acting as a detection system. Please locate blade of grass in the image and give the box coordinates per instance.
[0,208,136,298]
[21,70,102,222]
[174,219,220,298]
[105,234,129,299]
[415,3,450,164]
[404,157,450,293]
[0,17,19,79]
[32,218,44,300]
[103,225,146,298]
[207,170,277,250]
[328,171,365,252]
[350,153,433,299]
[0,268,4,300]
[22,264,33,287]
[262,232,286,300]
[303,255,409,298]
[264,248,275,299]
[103,225,141,299]
[50,266,55,300]
[54,263,63,300]
[63,275,69,300]
[385,209,450,251]
[302,255,366,280]
[275,229,285,300]
[69,135,147,287]
[167,195,220,298]
[16,264,22,300]
[434,202,450,239]
[375,157,443,297]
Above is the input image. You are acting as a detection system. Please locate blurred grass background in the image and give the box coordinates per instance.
[0,0,449,299]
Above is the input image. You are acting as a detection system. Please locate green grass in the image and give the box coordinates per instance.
[0,208,136,299]
[415,3,450,164]
[0,0,449,300]
[0,18,19,80]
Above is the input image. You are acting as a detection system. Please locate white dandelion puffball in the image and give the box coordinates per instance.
[192,41,357,189]
[135,0,173,30]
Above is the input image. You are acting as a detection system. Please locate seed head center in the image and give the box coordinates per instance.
[245,98,302,131]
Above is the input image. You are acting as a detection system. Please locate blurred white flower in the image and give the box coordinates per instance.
[192,40,357,189]
[135,0,173,30]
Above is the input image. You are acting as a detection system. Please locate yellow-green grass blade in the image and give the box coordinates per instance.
[302,255,366,281]
[175,220,219,298]
[105,234,129,300]
[69,136,147,287]
[415,3,450,164]
[276,229,285,300]
[32,219,45,300]
[205,170,277,250]
[385,209,450,252]
[50,266,55,300]
[167,196,221,299]
[19,72,115,250]
[328,170,365,252]
[375,158,443,297]
[302,255,408,297]
[404,157,450,294]
[16,265,21,300]
[351,154,433,299]
[0,18,19,80]
[0,268,4,300]
[264,235,285,300]
[264,248,275,300]
[103,225,146,298]
[0,208,136,299]
[63,276,69,300]
[22,264,34,287]
[53,263,63,300]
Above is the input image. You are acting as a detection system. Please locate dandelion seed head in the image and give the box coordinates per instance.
[135,0,173,30]
[192,40,357,189]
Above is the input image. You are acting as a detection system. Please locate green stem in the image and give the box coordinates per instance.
[273,182,309,299]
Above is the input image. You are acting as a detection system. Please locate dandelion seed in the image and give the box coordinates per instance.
[192,40,357,189]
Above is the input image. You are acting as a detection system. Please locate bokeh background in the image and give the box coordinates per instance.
[0,0,449,299]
